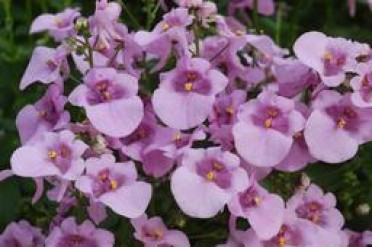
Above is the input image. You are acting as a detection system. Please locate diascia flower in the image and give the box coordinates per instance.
[304,90,372,163]
[30,8,80,41]
[233,91,305,167]
[153,57,228,130]
[75,154,152,218]
[294,31,357,87]
[0,221,44,247]
[286,184,345,231]
[171,147,249,218]
[350,61,372,108]
[16,84,70,144]
[20,45,69,90]
[228,178,285,240]
[45,217,114,247]
[131,214,191,247]
[11,130,88,180]
[69,67,144,138]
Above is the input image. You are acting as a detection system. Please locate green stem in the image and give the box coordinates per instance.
[193,19,200,57]
[275,2,283,46]
[118,0,142,29]
[253,0,260,31]
[84,37,94,68]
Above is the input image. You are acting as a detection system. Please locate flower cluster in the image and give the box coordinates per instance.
[1,0,372,246]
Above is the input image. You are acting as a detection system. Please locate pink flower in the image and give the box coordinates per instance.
[131,215,190,247]
[294,31,357,87]
[45,217,114,247]
[20,46,69,90]
[30,8,80,41]
[153,57,228,130]
[171,147,249,218]
[69,68,144,138]
[228,179,285,240]
[75,154,152,218]
[233,91,305,167]
[304,90,372,163]
[16,84,70,144]
[11,130,88,180]
[351,61,372,108]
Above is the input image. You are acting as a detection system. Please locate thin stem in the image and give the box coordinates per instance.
[209,43,230,62]
[275,2,283,46]
[252,0,260,31]
[84,36,94,68]
[118,0,142,29]
[192,19,201,57]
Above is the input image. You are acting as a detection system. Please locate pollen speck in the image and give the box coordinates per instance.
[110,180,118,190]
[206,171,215,181]
[48,150,58,160]
[337,118,347,129]
[264,118,273,128]
[184,82,193,92]
[162,23,170,31]
[226,105,234,115]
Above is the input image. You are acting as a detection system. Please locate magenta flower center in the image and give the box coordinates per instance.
[270,225,298,247]
[87,80,125,105]
[323,48,346,76]
[239,187,262,209]
[46,59,59,71]
[213,100,235,125]
[48,144,72,173]
[174,70,211,94]
[252,106,289,132]
[142,227,165,241]
[57,233,98,247]
[326,105,359,131]
[124,123,154,145]
[36,99,61,124]
[196,159,232,189]
[92,169,125,197]
[296,201,324,225]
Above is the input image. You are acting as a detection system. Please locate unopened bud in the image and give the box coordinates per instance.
[74,17,88,31]
[356,203,370,216]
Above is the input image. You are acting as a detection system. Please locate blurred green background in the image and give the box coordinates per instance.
[0,0,372,245]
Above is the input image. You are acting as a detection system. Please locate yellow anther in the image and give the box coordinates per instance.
[254,196,262,206]
[311,214,320,224]
[235,30,245,36]
[206,171,215,181]
[324,51,332,60]
[154,230,164,240]
[184,82,193,92]
[48,150,58,160]
[103,91,111,100]
[213,162,224,171]
[173,132,182,141]
[337,118,347,129]
[110,180,118,190]
[226,105,234,115]
[278,236,286,247]
[162,22,170,31]
[264,118,273,128]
